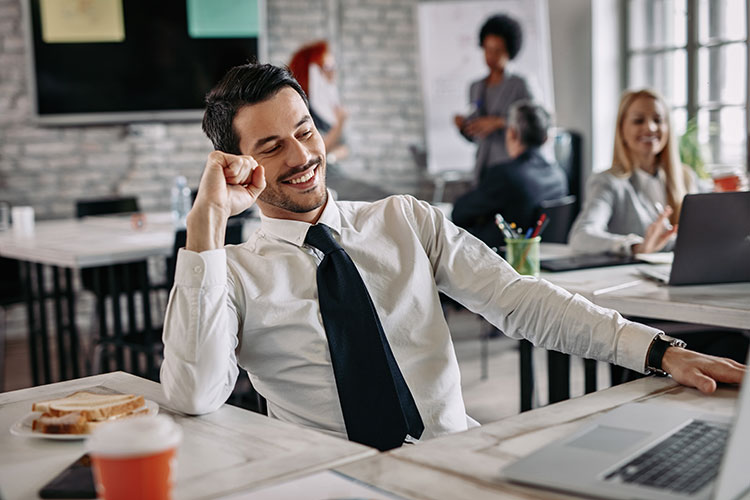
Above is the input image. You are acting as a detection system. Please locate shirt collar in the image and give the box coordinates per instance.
[258,189,342,247]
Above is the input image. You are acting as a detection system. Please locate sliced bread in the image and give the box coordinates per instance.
[33,391,145,421]
[32,412,88,434]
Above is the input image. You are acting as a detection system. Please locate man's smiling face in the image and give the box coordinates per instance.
[234,87,328,221]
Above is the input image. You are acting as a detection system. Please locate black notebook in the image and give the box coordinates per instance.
[540,253,638,272]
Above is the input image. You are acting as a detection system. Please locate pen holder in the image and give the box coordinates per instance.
[505,237,541,277]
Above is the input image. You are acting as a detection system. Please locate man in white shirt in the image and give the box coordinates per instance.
[161,63,745,447]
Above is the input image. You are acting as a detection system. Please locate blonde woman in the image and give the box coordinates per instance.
[569,89,696,255]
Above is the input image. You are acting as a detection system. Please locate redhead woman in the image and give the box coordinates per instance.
[288,40,348,165]
[569,89,696,255]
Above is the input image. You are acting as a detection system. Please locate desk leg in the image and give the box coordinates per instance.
[584,359,597,394]
[52,268,68,380]
[34,263,52,384]
[64,268,80,378]
[21,262,40,386]
[139,263,156,380]
[123,267,139,373]
[92,270,110,373]
[107,266,125,371]
[519,340,533,412]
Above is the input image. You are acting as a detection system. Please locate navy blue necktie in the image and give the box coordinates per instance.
[305,223,424,450]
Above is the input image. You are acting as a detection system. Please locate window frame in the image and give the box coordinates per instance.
[622,0,750,172]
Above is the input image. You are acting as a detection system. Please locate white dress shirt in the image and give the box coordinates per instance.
[161,194,659,441]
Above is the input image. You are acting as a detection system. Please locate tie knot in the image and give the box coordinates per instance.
[305,224,342,255]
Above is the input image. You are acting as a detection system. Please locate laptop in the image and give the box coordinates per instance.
[501,353,750,500]
[638,191,750,286]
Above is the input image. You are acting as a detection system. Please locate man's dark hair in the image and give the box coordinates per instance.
[508,100,550,148]
[478,14,523,60]
[202,63,309,155]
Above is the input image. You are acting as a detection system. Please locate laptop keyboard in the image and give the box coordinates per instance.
[604,420,728,494]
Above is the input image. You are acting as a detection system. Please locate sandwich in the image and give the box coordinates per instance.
[31,391,147,434]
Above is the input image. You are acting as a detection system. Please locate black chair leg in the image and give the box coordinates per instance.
[584,359,598,394]
[547,351,570,405]
[519,340,534,412]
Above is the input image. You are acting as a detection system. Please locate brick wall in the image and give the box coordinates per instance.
[0,0,426,219]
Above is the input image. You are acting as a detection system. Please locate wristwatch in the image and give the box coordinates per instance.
[646,334,687,376]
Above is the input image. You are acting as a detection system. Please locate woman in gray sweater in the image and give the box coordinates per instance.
[569,89,696,255]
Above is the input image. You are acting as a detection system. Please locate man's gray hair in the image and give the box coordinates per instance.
[507,100,551,148]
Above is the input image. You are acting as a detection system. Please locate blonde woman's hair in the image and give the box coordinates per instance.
[611,88,692,224]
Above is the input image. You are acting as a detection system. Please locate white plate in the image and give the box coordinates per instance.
[9,399,159,440]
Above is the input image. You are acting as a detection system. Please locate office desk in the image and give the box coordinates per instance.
[539,257,750,330]
[336,377,741,499]
[0,214,176,384]
[0,371,375,500]
[0,214,261,384]
[534,246,749,408]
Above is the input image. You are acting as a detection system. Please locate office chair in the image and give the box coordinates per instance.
[0,257,25,391]
[535,195,577,244]
[76,196,145,299]
[75,197,139,218]
[76,197,155,377]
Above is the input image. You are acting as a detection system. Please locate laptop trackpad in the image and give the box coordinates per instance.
[566,426,650,453]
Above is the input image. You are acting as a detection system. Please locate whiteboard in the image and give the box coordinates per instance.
[416,0,554,174]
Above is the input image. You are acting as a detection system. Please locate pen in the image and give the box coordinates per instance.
[537,217,550,237]
[530,213,547,239]
[525,227,534,239]
[593,280,643,296]
[494,214,515,239]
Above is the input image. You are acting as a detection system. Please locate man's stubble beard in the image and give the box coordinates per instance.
[258,157,328,214]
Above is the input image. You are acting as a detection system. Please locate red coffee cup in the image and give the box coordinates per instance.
[86,415,182,500]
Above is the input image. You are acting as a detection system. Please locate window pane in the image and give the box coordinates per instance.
[629,0,687,50]
[698,43,747,105]
[699,0,747,43]
[697,107,746,166]
[628,50,687,106]
[671,106,688,138]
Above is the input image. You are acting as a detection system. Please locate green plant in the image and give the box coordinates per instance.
[678,117,710,179]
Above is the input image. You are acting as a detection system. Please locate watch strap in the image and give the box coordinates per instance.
[647,335,687,375]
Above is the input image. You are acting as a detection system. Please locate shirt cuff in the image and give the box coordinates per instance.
[174,248,227,288]
[616,322,662,373]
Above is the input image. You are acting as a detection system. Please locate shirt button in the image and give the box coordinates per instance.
[193,265,202,273]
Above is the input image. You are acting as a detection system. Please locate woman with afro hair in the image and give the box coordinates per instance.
[454,14,532,183]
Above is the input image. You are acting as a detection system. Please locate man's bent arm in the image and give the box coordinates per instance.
[160,248,240,415]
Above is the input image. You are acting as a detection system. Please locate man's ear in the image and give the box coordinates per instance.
[507,125,519,142]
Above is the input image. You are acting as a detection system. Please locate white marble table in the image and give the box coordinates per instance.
[538,245,750,330]
[0,372,375,500]
[337,377,744,499]
[0,213,175,268]
[0,213,261,384]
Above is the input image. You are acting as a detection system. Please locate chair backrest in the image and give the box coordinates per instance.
[167,219,244,286]
[0,257,24,306]
[75,197,139,218]
[551,129,582,216]
[536,195,577,244]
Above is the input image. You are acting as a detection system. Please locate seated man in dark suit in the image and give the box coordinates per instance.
[452,101,568,249]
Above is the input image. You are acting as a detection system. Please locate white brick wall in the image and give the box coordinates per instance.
[0,0,426,219]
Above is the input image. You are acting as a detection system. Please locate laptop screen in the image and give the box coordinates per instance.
[670,192,750,285]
